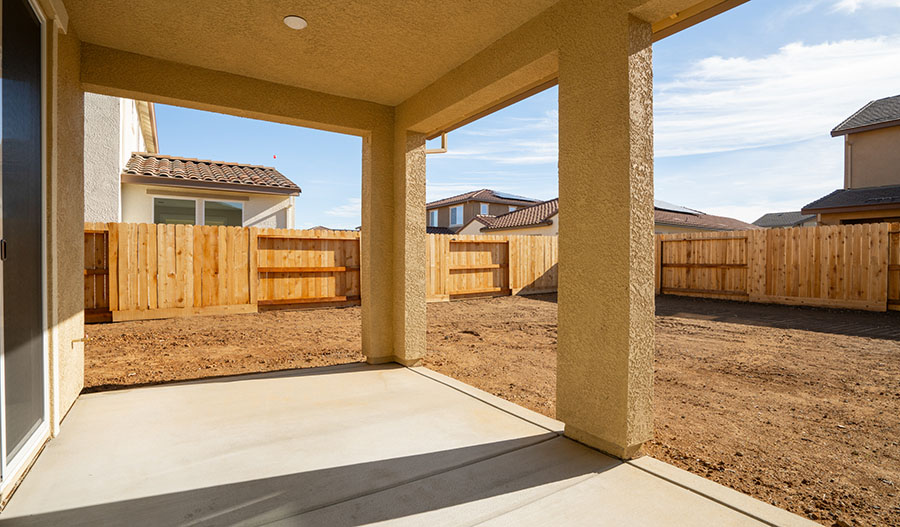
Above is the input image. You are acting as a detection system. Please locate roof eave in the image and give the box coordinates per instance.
[801,202,900,215]
[831,118,900,137]
[122,173,301,196]
[481,220,554,232]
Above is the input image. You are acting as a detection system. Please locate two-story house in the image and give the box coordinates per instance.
[425,189,541,234]
[802,94,900,225]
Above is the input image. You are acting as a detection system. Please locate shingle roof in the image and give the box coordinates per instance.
[480,199,558,231]
[426,226,456,235]
[654,209,759,231]
[752,211,817,228]
[122,153,301,194]
[801,185,900,212]
[832,94,900,136]
[426,189,541,209]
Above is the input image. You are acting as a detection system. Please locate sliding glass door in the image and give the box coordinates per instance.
[1,0,46,476]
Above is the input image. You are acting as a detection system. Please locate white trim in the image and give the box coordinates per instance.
[480,203,489,215]
[428,210,438,227]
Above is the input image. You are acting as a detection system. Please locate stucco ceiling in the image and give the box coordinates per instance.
[66,0,560,106]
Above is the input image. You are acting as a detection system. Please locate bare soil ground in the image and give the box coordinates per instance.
[83,295,900,526]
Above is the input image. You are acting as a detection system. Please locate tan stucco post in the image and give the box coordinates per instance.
[556,8,654,459]
[361,123,427,366]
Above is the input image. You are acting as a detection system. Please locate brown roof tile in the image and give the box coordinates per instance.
[480,199,558,231]
[426,189,541,209]
[654,209,759,231]
[122,153,300,194]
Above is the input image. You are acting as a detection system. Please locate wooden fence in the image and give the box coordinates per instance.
[85,223,558,323]
[425,234,558,301]
[657,222,900,312]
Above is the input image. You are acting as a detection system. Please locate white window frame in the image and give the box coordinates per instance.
[449,205,464,226]
[151,196,246,227]
[428,210,438,227]
[480,203,489,215]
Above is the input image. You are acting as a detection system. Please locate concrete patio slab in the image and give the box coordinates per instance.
[0,363,816,526]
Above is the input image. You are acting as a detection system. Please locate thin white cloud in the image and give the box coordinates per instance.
[324,197,361,217]
[832,0,900,12]
[655,35,900,157]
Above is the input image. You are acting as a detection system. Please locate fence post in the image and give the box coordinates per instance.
[249,227,258,305]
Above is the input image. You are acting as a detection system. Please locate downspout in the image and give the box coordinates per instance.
[425,132,448,155]
[844,135,852,189]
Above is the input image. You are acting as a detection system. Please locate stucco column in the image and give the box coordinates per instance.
[556,9,654,459]
[361,123,426,366]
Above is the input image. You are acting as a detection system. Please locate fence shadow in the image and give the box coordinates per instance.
[656,295,900,341]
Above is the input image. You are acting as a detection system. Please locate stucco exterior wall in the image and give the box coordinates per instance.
[121,183,294,228]
[817,208,900,225]
[83,93,147,222]
[51,28,86,434]
[846,127,900,189]
[83,93,120,222]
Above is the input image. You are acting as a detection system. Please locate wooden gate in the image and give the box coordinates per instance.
[447,238,510,297]
[84,224,111,322]
[657,234,749,300]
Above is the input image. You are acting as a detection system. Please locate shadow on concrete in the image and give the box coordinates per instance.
[0,434,618,526]
[656,295,900,341]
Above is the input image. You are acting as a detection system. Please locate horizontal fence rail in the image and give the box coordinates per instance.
[656,222,900,312]
[84,224,559,322]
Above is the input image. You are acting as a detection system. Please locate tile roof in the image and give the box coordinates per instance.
[655,209,758,231]
[426,189,541,209]
[752,211,816,228]
[122,153,301,194]
[801,185,900,212]
[832,94,900,136]
[480,199,558,231]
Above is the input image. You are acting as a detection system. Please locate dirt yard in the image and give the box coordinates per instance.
[83,295,900,526]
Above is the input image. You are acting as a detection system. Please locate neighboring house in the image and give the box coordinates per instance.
[458,198,559,235]
[455,198,756,235]
[83,94,300,228]
[753,211,817,229]
[121,153,300,228]
[802,94,900,225]
[426,189,541,233]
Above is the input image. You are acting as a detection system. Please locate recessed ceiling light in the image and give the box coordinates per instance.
[283,15,308,30]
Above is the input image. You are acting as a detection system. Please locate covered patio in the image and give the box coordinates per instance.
[0,0,818,523]
[1,364,813,525]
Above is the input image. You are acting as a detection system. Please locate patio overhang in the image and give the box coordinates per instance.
[13,0,771,514]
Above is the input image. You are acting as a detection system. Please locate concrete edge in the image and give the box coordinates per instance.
[627,456,819,527]
[80,361,391,398]
[407,366,565,434]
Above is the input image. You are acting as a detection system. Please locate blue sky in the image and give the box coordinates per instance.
[156,0,900,228]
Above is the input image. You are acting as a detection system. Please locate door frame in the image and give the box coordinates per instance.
[0,0,50,488]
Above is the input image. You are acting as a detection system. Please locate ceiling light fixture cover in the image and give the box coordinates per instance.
[283,15,308,30]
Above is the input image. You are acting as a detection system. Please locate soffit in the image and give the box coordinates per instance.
[66,0,559,106]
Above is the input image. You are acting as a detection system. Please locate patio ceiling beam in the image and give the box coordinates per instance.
[398,0,743,140]
[79,43,393,138]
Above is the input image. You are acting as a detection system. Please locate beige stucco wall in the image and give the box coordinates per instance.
[120,183,294,228]
[846,127,900,189]
[51,27,86,435]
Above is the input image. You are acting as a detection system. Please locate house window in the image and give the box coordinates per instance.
[480,203,489,215]
[204,201,243,226]
[428,210,438,226]
[450,205,463,226]
[509,205,517,212]
[153,198,196,225]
